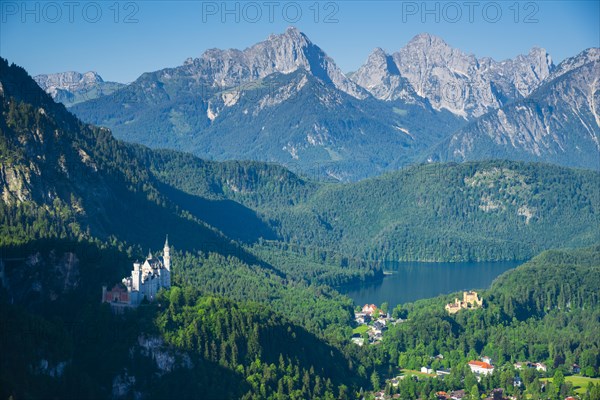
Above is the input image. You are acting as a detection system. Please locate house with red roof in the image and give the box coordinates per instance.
[468,360,495,375]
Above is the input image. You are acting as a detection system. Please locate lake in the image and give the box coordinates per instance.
[342,261,523,309]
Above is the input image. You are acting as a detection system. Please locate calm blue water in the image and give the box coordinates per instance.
[342,261,522,308]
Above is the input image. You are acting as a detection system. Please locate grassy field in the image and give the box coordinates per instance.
[400,369,436,378]
[542,375,600,395]
[352,325,369,335]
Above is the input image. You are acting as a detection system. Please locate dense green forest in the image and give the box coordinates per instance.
[148,150,600,261]
[2,240,599,399]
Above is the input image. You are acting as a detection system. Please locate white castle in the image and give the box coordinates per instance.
[102,236,171,310]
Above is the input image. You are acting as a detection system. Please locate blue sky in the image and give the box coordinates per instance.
[1,1,598,83]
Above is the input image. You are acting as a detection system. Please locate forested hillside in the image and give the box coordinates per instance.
[0,58,375,399]
[149,153,600,261]
[368,245,600,399]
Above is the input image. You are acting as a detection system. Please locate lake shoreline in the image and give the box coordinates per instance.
[341,260,523,309]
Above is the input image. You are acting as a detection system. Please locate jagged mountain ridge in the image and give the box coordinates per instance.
[428,48,600,168]
[34,71,125,107]
[185,26,367,98]
[71,29,464,180]
[352,33,554,118]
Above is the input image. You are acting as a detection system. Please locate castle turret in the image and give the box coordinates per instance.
[163,235,170,271]
[132,262,142,291]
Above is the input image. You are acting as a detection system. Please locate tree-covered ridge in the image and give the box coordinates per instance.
[489,244,600,319]
[274,161,600,261]
[143,145,600,262]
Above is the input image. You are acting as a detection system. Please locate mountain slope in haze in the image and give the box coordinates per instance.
[428,48,600,169]
[70,28,599,177]
[352,33,554,119]
[34,71,125,107]
[0,57,249,256]
[71,28,465,181]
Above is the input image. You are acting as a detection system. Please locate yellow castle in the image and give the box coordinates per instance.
[445,291,483,314]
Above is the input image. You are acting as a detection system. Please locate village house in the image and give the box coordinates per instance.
[468,360,495,375]
[445,291,483,314]
[535,362,547,372]
[484,388,507,400]
[362,303,378,315]
[514,361,533,370]
[352,304,399,345]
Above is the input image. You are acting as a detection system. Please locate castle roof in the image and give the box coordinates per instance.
[468,361,493,370]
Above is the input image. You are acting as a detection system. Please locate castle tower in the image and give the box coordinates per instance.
[163,235,170,271]
[132,262,142,291]
[163,235,171,288]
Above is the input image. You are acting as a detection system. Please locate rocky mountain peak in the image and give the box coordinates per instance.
[33,71,124,107]
[548,47,599,81]
[34,71,104,91]
[187,27,367,98]
[350,47,419,102]
[406,32,448,47]
[364,48,400,74]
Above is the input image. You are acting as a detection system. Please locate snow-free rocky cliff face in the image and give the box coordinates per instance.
[428,48,600,168]
[351,47,422,104]
[176,27,368,99]
[352,33,554,119]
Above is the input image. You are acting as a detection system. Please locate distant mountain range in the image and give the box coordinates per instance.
[34,71,124,107]
[34,27,598,179]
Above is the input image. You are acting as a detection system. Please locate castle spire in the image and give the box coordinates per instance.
[164,234,169,248]
[147,249,153,259]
